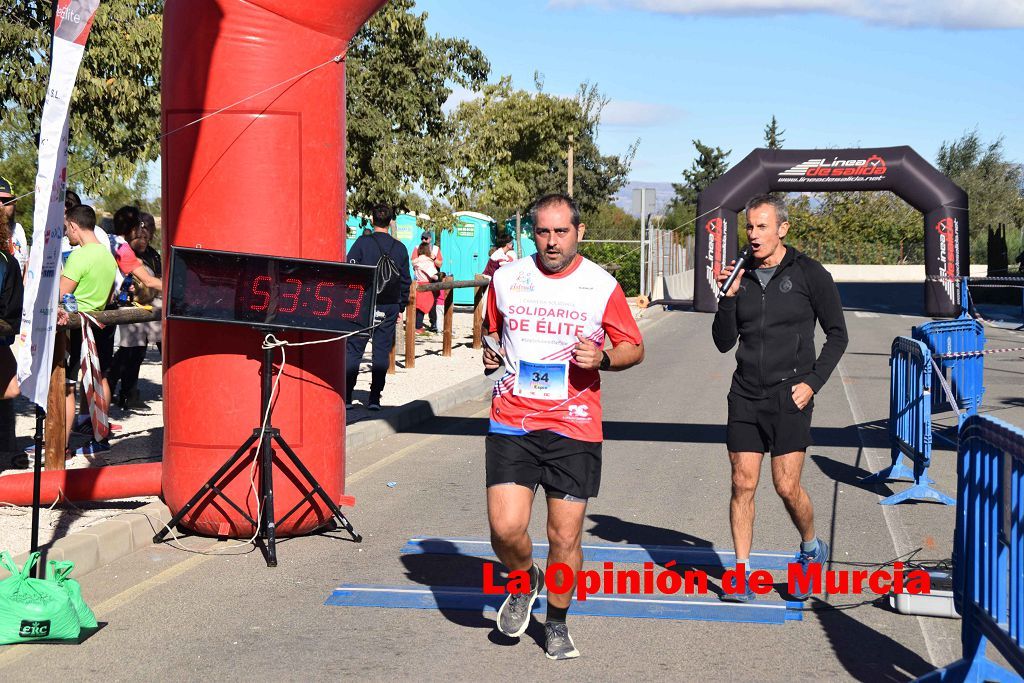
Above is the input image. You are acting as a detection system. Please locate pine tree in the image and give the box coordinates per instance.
[671,140,731,207]
[764,115,785,149]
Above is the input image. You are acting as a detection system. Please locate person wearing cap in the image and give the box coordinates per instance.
[421,230,443,332]
[0,176,29,277]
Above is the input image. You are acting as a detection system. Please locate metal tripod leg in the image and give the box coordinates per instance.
[273,434,362,542]
[153,431,261,544]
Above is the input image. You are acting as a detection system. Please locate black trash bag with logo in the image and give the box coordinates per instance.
[0,552,81,644]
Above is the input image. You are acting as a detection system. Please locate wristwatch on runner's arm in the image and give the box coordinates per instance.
[599,351,611,371]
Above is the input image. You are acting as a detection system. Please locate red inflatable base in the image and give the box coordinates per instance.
[0,463,163,506]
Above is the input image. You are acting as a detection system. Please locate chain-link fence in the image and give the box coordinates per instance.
[786,238,925,265]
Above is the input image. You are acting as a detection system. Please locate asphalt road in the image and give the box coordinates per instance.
[1,282,1021,681]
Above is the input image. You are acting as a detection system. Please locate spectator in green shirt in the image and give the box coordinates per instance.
[58,204,116,454]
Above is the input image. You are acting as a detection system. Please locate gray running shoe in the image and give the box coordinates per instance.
[496,563,540,637]
[544,621,580,660]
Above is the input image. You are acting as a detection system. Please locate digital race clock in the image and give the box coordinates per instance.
[167,247,378,334]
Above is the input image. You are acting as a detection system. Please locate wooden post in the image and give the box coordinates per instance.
[442,276,454,357]
[472,284,485,349]
[567,134,574,197]
[405,281,416,369]
[45,330,67,470]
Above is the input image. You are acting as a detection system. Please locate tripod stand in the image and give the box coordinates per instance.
[154,344,362,566]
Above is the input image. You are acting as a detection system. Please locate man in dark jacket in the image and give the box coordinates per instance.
[345,203,411,411]
[712,193,847,602]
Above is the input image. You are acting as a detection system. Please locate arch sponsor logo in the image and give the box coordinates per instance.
[933,217,960,304]
[778,154,887,184]
[704,217,725,292]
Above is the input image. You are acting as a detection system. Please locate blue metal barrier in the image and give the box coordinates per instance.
[912,283,986,419]
[919,415,1024,682]
[863,337,955,505]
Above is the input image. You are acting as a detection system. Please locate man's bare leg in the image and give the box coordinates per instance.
[487,483,535,572]
[770,450,814,542]
[544,497,587,611]
[729,450,764,561]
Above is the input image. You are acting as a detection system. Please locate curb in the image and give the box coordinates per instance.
[4,306,670,580]
[3,500,171,580]
[345,373,494,452]
[2,374,494,580]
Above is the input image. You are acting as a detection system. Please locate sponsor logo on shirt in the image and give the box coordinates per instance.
[510,270,534,293]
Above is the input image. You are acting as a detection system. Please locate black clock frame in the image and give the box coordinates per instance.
[167,246,378,335]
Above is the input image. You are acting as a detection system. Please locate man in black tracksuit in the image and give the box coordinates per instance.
[712,193,847,602]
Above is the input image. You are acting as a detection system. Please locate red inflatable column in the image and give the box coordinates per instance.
[161,0,386,537]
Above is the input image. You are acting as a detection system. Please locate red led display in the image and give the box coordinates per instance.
[168,247,377,334]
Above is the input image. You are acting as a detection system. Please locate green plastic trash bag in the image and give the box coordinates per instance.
[48,560,97,629]
[0,552,81,644]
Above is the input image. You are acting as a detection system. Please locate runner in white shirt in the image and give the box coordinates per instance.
[482,193,644,660]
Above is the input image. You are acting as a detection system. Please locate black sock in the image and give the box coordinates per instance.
[547,604,568,624]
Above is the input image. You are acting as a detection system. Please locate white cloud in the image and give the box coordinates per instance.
[600,100,685,127]
[549,0,1024,29]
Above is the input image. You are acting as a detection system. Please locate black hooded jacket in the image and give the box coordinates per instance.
[712,246,848,399]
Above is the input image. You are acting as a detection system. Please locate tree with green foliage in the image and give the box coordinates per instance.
[938,131,1024,226]
[581,202,639,241]
[671,140,731,208]
[1,1,162,235]
[345,0,489,214]
[0,1,163,191]
[764,115,785,149]
[442,77,635,217]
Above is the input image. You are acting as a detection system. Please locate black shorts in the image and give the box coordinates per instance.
[66,324,115,384]
[726,390,813,456]
[486,431,602,501]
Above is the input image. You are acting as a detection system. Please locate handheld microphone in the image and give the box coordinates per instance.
[716,245,754,301]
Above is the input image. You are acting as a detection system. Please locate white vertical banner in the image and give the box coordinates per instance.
[18,0,101,409]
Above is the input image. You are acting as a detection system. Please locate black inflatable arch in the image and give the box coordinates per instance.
[693,146,969,316]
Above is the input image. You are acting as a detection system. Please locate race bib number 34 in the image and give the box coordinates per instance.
[514,360,569,400]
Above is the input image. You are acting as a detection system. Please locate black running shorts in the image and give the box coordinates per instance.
[726,390,813,456]
[485,431,602,500]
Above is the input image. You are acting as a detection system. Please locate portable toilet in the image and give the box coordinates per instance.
[394,212,424,259]
[442,211,496,304]
[503,214,537,259]
[345,212,424,267]
[344,214,369,255]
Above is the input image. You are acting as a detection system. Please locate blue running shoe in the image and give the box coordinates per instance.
[792,538,830,600]
[74,439,111,456]
[720,569,756,603]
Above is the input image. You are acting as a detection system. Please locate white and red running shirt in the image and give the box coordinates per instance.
[485,253,642,442]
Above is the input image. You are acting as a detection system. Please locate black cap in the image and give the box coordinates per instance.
[0,176,12,197]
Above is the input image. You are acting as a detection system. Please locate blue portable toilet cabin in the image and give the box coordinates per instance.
[441,211,496,304]
[345,212,423,269]
[345,214,369,256]
[393,212,426,259]
[503,214,537,259]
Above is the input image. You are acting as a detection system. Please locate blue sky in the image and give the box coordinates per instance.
[416,0,1023,183]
